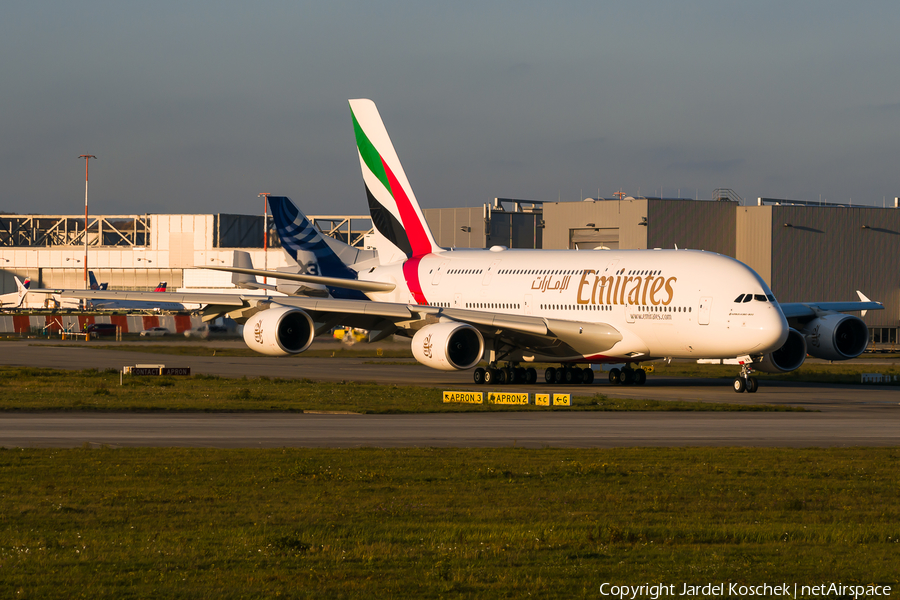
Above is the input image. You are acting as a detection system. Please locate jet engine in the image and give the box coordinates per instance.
[242,306,315,356]
[801,313,869,361]
[755,328,807,373]
[411,322,484,371]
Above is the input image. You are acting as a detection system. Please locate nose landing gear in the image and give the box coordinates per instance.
[733,364,758,393]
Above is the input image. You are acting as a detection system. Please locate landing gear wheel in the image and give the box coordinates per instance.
[554,368,564,384]
[635,368,647,385]
[581,368,594,385]
[733,377,746,393]
[545,367,556,383]
[619,369,634,385]
[608,368,620,384]
[484,368,500,385]
[564,368,582,384]
[746,377,758,393]
[473,367,486,385]
[514,367,526,384]
[526,368,537,385]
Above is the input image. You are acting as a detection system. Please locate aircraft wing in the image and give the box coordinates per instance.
[202,266,396,293]
[442,306,623,358]
[779,291,883,319]
[29,286,623,357]
[29,288,246,307]
[272,298,622,358]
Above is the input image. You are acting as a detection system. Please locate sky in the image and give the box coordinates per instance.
[2,1,899,217]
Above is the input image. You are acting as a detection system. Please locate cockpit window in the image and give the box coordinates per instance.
[742,295,752,303]
[734,294,745,303]
[754,294,767,302]
[767,294,776,302]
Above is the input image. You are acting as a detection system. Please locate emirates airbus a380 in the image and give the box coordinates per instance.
[47,99,882,392]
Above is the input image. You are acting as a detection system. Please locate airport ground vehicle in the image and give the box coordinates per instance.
[139,327,170,337]
[85,323,118,337]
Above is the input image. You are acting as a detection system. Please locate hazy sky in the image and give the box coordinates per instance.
[2,1,899,217]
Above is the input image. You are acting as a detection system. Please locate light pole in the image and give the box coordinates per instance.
[79,155,96,289]
[258,192,270,285]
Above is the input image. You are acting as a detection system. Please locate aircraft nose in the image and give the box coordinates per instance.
[759,305,789,353]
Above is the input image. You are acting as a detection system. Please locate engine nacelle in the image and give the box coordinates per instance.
[242,306,315,356]
[755,327,807,373]
[802,313,869,361]
[412,322,484,371]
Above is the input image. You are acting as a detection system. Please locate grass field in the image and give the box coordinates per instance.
[2,447,898,598]
[0,367,802,413]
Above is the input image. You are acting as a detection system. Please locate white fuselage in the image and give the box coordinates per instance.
[362,248,789,363]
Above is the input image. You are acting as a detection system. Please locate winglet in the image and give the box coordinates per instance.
[857,290,872,316]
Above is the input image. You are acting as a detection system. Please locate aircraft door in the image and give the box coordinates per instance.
[482,260,501,285]
[524,294,532,315]
[431,261,449,285]
[454,293,462,308]
[698,297,712,325]
[626,304,635,323]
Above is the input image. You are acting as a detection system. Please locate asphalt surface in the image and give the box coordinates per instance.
[2,411,899,448]
[1,339,898,448]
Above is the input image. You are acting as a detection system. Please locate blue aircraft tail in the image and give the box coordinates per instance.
[268,196,366,300]
[89,271,102,290]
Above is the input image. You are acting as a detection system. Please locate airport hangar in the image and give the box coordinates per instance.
[1,193,898,347]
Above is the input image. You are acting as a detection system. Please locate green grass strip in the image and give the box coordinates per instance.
[1,447,898,598]
[0,367,800,412]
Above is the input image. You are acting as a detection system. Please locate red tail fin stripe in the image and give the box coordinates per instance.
[382,157,433,257]
[402,256,428,305]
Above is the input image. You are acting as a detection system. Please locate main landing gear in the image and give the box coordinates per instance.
[606,365,647,386]
[733,364,758,393]
[472,364,595,385]
[543,366,594,385]
[473,364,538,385]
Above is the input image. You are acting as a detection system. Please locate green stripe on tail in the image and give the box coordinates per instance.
[351,108,391,194]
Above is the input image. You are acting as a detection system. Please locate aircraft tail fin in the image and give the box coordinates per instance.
[268,196,361,280]
[154,282,167,292]
[14,277,30,307]
[268,196,369,299]
[88,271,109,290]
[349,99,440,264]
